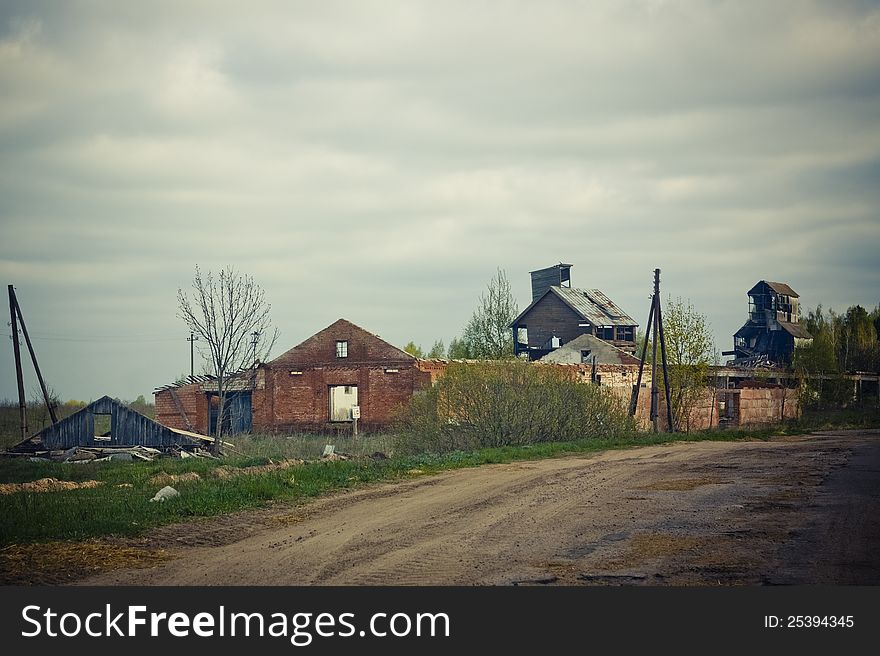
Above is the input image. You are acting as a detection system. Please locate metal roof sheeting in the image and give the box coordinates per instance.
[551,287,637,326]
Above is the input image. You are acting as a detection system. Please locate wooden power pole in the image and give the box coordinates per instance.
[8,285,28,440]
[7,284,59,440]
[629,269,675,432]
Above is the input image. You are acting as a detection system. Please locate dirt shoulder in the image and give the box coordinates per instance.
[68,429,879,586]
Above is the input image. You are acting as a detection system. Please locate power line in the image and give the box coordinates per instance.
[24,335,182,343]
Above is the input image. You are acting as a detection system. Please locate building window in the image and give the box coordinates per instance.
[581,349,592,363]
[329,385,358,421]
[598,327,614,340]
[616,326,634,342]
[336,340,348,358]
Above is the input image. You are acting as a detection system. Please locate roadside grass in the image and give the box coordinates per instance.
[0,410,876,548]
[228,432,393,460]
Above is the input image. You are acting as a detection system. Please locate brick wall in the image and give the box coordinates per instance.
[255,363,431,432]
[737,387,799,425]
[154,383,209,434]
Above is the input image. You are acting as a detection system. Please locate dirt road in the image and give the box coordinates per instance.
[83,430,880,586]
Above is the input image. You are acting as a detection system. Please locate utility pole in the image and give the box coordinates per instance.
[250,331,260,365]
[8,285,28,440]
[651,269,660,432]
[186,332,199,380]
[629,269,675,432]
[11,287,58,424]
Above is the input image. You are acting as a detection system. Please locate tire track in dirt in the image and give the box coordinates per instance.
[80,430,879,586]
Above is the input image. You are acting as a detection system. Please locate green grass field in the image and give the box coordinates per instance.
[0,426,795,546]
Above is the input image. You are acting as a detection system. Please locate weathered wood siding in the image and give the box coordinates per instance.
[519,292,588,350]
[38,396,202,449]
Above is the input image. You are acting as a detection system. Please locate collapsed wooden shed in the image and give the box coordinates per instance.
[8,395,213,453]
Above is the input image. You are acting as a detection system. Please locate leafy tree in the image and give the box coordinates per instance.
[427,339,446,358]
[403,341,425,358]
[794,303,879,408]
[447,337,472,359]
[658,296,715,432]
[394,361,636,454]
[178,265,278,450]
[457,268,519,359]
[128,394,154,418]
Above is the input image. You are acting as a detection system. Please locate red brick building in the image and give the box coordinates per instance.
[155,319,432,434]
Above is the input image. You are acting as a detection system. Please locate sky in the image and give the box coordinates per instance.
[1,0,879,403]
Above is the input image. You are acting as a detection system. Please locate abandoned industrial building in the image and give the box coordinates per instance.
[510,263,638,359]
[155,319,432,434]
[724,280,813,365]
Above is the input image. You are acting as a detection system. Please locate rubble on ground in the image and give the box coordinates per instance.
[320,445,351,461]
[0,478,104,495]
[4,445,217,462]
[210,458,304,479]
[149,471,202,486]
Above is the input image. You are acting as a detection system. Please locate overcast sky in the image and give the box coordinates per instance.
[1,0,879,403]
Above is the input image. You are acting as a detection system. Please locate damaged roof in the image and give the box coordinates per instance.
[778,321,812,339]
[749,281,799,297]
[512,286,637,327]
[153,368,255,393]
[9,395,214,452]
[538,333,642,365]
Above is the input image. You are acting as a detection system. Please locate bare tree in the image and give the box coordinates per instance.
[178,266,278,451]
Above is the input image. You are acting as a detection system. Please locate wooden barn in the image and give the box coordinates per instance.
[9,395,212,453]
[510,263,639,360]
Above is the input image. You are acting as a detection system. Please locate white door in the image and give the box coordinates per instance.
[329,385,358,421]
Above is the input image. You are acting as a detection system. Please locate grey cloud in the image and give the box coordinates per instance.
[1,0,879,401]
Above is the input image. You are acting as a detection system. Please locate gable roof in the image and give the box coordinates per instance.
[748,280,799,297]
[538,333,641,365]
[512,286,637,327]
[10,396,211,452]
[269,318,414,367]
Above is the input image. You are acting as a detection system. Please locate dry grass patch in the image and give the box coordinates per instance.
[211,459,303,480]
[148,471,202,486]
[0,478,104,495]
[0,540,174,585]
[272,513,308,526]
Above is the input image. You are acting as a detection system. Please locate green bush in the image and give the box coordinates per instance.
[394,361,637,454]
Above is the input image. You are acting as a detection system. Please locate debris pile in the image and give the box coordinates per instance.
[0,478,104,495]
[210,458,304,479]
[149,471,202,486]
[320,445,351,461]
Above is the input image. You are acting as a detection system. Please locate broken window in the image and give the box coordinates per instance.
[581,349,592,363]
[616,326,634,342]
[516,326,528,345]
[93,413,111,440]
[329,385,358,421]
[336,340,348,358]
